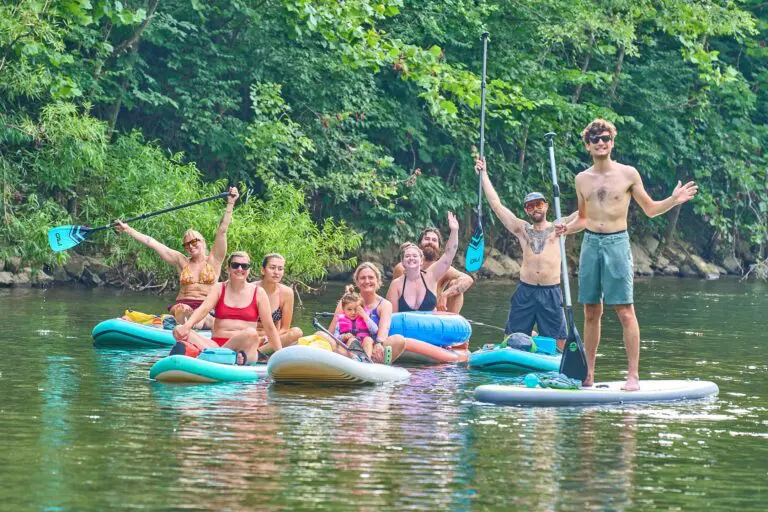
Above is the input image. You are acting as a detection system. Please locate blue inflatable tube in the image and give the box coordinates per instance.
[388,312,472,347]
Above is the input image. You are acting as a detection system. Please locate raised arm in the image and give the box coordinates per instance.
[426,212,459,282]
[475,157,526,235]
[115,220,185,268]
[210,187,239,265]
[630,169,698,218]
[562,210,580,225]
[256,287,282,352]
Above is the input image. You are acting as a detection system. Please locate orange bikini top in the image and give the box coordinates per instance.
[180,261,217,286]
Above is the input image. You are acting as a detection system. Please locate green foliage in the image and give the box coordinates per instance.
[2,0,767,278]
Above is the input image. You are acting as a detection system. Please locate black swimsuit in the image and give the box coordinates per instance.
[398,273,437,312]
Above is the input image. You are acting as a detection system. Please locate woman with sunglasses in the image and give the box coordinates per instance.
[115,187,239,328]
[171,252,282,364]
[253,253,303,353]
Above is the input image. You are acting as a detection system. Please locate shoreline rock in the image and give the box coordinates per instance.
[0,241,759,289]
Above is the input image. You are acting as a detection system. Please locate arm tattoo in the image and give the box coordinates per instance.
[524,225,554,255]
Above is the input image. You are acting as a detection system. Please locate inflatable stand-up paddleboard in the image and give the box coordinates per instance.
[389,312,471,347]
[474,380,719,406]
[267,345,410,385]
[150,355,267,383]
[93,318,211,348]
[398,339,470,364]
[469,336,561,373]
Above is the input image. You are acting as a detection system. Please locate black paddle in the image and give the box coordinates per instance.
[545,132,588,382]
[465,31,489,273]
[312,312,373,364]
[48,191,231,252]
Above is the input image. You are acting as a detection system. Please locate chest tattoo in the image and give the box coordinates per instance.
[525,225,554,255]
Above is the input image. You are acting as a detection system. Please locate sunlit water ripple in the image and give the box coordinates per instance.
[0,277,766,510]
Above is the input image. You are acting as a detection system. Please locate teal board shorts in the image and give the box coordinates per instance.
[578,230,634,305]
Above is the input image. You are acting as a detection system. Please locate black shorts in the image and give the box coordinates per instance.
[504,282,568,339]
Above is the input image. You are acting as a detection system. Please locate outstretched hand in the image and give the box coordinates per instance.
[227,186,240,206]
[114,220,130,233]
[672,180,698,205]
[475,156,486,174]
[447,211,459,231]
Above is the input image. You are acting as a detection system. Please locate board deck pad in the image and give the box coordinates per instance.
[474,379,718,406]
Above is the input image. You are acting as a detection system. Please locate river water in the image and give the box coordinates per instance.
[0,278,766,511]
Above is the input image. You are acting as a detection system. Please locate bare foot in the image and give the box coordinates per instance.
[582,374,594,387]
[621,377,640,391]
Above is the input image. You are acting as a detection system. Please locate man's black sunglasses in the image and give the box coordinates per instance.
[588,135,613,144]
[230,262,251,270]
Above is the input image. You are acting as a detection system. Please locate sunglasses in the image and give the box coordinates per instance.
[524,200,547,211]
[588,134,613,144]
[230,262,251,270]
[184,238,201,248]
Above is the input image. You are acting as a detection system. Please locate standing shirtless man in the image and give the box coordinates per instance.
[392,227,474,313]
[475,157,578,349]
[557,119,698,390]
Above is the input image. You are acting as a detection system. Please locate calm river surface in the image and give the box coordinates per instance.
[1,278,766,511]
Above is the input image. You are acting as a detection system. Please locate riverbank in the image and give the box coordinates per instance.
[1,231,759,289]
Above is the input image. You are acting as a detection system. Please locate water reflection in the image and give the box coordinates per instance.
[0,280,766,510]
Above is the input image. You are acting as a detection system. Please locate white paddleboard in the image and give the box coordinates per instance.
[267,345,410,385]
[474,379,719,406]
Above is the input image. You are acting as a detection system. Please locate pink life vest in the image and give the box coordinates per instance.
[336,314,372,338]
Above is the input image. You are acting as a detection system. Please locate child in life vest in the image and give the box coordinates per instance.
[335,285,378,359]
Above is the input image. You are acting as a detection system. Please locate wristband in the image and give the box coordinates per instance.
[374,339,383,345]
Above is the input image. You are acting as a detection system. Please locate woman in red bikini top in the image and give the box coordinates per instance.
[172,251,282,364]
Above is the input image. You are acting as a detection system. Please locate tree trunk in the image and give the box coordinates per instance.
[572,33,595,104]
[518,122,529,170]
[609,45,625,100]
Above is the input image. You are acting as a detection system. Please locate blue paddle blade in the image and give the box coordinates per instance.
[48,225,92,252]
[465,224,484,272]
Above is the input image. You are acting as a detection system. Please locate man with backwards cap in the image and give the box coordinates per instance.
[475,157,578,350]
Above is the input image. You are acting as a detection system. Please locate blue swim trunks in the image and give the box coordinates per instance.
[505,282,568,339]
[578,230,634,305]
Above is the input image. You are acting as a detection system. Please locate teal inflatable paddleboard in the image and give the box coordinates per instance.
[469,337,561,373]
[92,318,210,348]
[149,355,267,383]
[474,380,719,406]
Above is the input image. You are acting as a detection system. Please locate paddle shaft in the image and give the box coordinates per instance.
[545,134,573,308]
[312,313,372,363]
[88,191,230,233]
[476,32,489,225]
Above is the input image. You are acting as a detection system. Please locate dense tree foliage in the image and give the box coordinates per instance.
[2,0,766,279]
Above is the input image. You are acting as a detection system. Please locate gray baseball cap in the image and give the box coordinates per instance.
[523,192,546,204]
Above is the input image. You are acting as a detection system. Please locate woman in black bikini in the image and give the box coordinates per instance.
[254,253,303,354]
[386,212,460,313]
